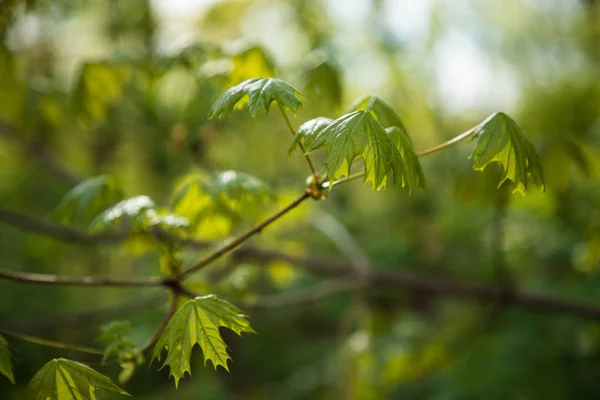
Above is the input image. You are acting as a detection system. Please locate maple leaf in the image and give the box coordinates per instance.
[289,116,334,155]
[54,175,123,223]
[208,78,302,118]
[306,110,425,191]
[152,295,255,387]
[27,358,129,400]
[349,95,410,138]
[470,112,545,194]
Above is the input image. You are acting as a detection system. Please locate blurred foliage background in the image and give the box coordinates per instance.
[1,0,600,398]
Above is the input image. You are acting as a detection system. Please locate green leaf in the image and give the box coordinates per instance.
[208,78,302,119]
[213,170,274,209]
[28,358,129,400]
[98,321,137,364]
[74,62,132,123]
[470,112,545,194]
[90,195,155,232]
[303,61,343,107]
[349,95,410,140]
[306,110,425,191]
[0,335,15,384]
[386,126,426,189]
[171,171,274,228]
[289,117,334,155]
[54,176,124,223]
[152,295,255,387]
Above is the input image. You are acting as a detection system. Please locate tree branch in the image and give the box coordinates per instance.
[139,290,178,354]
[2,205,600,320]
[179,192,311,279]
[248,277,367,309]
[0,268,165,287]
[0,206,127,245]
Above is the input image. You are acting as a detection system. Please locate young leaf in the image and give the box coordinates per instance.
[54,175,124,223]
[208,78,302,118]
[306,110,425,191]
[213,170,274,208]
[152,295,255,387]
[349,95,410,138]
[303,61,343,107]
[28,358,129,400]
[386,126,426,189]
[470,112,545,194]
[90,195,155,232]
[0,335,15,384]
[171,171,274,228]
[98,321,137,363]
[289,117,334,155]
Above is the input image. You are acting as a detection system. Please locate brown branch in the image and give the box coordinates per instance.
[2,205,600,320]
[0,119,81,185]
[0,268,165,287]
[179,192,311,279]
[0,206,127,245]
[248,277,366,309]
[0,206,211,248]
[234,249,600,320]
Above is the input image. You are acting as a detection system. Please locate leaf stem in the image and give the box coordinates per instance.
[278,103,318,177]
[0,327,104,355]
[327,125,479,188]
[139,290,179,354]
[180,192,311,279]
[415,125,478,157]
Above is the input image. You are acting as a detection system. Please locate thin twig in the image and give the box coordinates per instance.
[179,192,311,279]
[278,103,318,176]
[0,206,127,245]
[139,291,178,354]
[0,327,104,355]
[3,204,600,320]
[0,206,212,248]
[415,125,478,157]
[0,268,165,287]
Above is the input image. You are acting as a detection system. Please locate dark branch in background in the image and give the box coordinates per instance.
[0,206,211,248]
[0,119,81,185]
[248,277,367,309]
[2,205,600,320]
[7,294,166,332]
[0,206,127,245]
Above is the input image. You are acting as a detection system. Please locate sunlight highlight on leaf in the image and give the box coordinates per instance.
[28,358,129,400]
[306,110,425,191]
[208,78,302,118]
[470,112,545,194]
[54,175,124,223]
